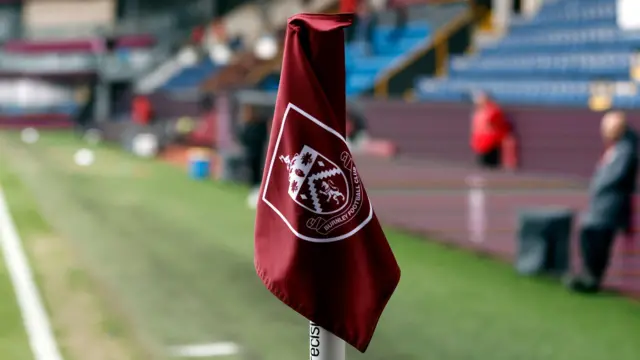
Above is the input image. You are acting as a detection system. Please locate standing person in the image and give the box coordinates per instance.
[566,111,638,293]
[370,0,406,39]
[353,1,376,55]
[470,91,511,169]
[340,0,358,12]
[386,0,407,40]
[346,104,367,143]
[186,95,217,147]
[73,83,96,134]
[131,95,153,126]
[240,106,268,209]
[205,18,235,64]
[343,0,359,43]
[349,0,406,46]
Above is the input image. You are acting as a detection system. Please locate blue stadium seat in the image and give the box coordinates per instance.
[259,73,280,91]
[0,103,78,116]
[449,52,631,80]
[510,0,616,32]
[488,27,640,55]
[161,57,219,91]
[613,94,640,109]
[345,21,431,96]
[414,0,640,107]
[415,78,591,106]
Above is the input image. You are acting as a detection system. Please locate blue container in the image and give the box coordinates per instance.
[188,149,211,180]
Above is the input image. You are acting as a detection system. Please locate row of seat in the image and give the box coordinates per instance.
[534,0,611,15]
[448,68,628,81]
[449,52,631,80]
[0,103,77,115]
[417,78,591,96]
[511,0,615,30]
[489,0,635,56]
[510,17,615,34]
[413,0,640,108]
[161,57,219,91]
[344,21,431,96]
[536,0,613,15]
[493,27,640,51]
[415,77,640,109]
[453,52,631,69]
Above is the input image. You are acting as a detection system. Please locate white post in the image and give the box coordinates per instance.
[467,175,487,244]
[522,0,543,18]
[310,322,345,360]
[492,0,513,33]
[618,0,640,31]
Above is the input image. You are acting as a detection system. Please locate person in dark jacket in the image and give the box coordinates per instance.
[353,1,376,54]
[346,102,367,142]
[566,111,638,293]
[241,105,269,209]
[73,83,96,134]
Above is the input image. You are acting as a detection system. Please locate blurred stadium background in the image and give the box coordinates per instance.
[1,0,640,359]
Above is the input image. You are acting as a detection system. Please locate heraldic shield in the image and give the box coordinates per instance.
[280,145,349,215]
[262,103,373,243]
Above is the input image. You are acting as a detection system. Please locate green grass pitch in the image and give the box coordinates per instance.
[0,131,639,360]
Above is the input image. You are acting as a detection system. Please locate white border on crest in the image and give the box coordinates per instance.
[261,103,373,243]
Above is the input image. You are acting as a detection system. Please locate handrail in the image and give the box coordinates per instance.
[244,49,285,86]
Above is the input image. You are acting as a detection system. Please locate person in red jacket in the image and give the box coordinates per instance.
[470,91,511,169]
[132,95,153,126]
[340,0,358,12]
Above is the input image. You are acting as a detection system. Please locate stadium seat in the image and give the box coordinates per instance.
[415,0,640,107]
[510,0,616,33]
[161,57,219,91]
[345,21,431,96]
[487,27,640,55]
[415,78,591,106]
[0,103,78,116]
[449,52,631,80]
[612,94,640,109]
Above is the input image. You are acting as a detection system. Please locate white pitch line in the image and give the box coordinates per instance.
[168,342,240,358]
[0,187,63,360]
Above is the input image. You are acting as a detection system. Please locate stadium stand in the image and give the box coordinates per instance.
[161,57,220,91]
[147,0,336,94]
[0,36,160,118]
[279,1,466,96]
[0,0,206,124]
[346,21,431,96]
[415,0,640,108]
[198,0,335,94]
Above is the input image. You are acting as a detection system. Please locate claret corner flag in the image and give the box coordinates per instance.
[254,13,401,353]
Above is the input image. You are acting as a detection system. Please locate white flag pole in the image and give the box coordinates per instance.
[310,322,345,360]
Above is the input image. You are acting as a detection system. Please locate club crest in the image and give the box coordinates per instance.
[279,145,349,215]
[262,103,373,243]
